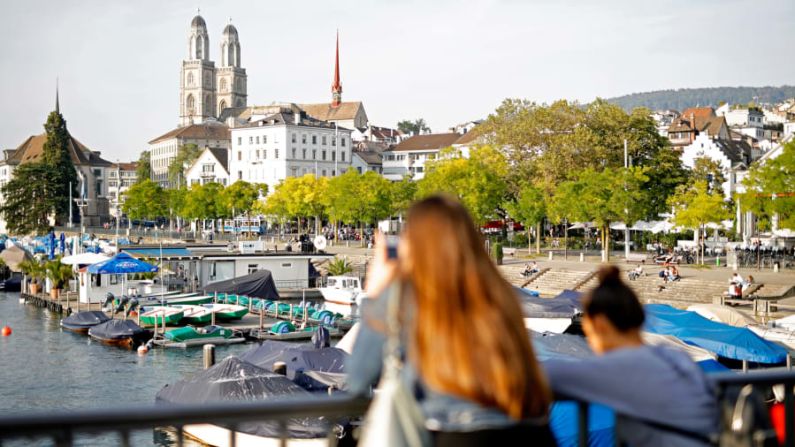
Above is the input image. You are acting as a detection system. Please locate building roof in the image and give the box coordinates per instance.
[241,111,343,130]
[453,127,484,145]
[6,133,112,167]
[713,138,751,165]
[148,121,230,144]
[208,147,229,171]
[367,125,401,141]
[390,133,461,152]
[299,101,364,122]
[111,162,138,171]
[680,107,716,119]
[668,115,727,139]
[355,140,390,152]
[353,150,382,165]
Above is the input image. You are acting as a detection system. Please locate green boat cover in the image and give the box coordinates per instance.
[270,321,296,334]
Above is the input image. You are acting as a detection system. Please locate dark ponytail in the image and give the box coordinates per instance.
[583,266,645,331]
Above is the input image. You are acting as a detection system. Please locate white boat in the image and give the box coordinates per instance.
[318,276,366,317]
[183,423,329,447]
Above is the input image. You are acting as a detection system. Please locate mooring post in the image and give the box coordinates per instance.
[259,306,264,332]
[788,354,792,371]
[203,344,216,369]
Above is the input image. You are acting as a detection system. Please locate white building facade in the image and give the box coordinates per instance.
[148,121,231,187]
[108,163,138,219]
[681,133,750,199]
[382,133,461,181]
[228,106,353,192]
[185,147,230,186]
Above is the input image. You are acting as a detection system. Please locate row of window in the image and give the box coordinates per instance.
[235,168,346,181]
[238,134,347,147]
[235,148,347,162]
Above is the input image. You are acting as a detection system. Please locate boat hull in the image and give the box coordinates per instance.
[140,313,185,327]
[60,323,91,334]
[183,424,329,447]
[154,336,245,348]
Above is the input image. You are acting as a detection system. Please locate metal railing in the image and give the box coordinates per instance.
[2,369,795,447]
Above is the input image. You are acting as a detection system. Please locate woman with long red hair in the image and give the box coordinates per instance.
[348,195,555,446]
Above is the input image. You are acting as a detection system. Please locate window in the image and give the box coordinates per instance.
[220,78,227,92]
[322,169,327,176]
[256,150,260,159]
[247,264,258,275]
[256,136,260,144]
[263,135,267,144]
[312,135,317,144]
[237,151,242,161]
[187,72,194,86]
[332,170,336,176]
[202,164,214,173]
[332,152,336,161]
[332,137,336,146]
[312,149,317,160]
[322,151,326,160]
[357,167,362,174]
[302,148,307,159]
[281,263,292,268]
[342,138,346,147]
[322,136,327,145]
[341,151,345,162]
[292,148,296,158]
[249,136,253,144]
[237,137,242,145]
[238,171,242,180]
[275,149,279,159]
[302,134,307,144]
[291,133,296,143]
[263,149,267,159]
[291,167,298,177]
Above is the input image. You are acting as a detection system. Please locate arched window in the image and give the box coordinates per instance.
[219,100,227,112]
[220,78,228,92]
[186,94,195,114]
[187,72,194,87]
[221,44,228,66]
[205,95,211,113]
[236,98,244,107]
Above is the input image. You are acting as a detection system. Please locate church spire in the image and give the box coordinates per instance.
[55,77,60,113]
[331,30,342,108]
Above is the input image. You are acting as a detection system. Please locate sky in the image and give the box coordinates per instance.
[0,0,793,161]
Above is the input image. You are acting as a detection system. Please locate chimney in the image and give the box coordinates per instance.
[690,113,696,143]
[294,112,301,125]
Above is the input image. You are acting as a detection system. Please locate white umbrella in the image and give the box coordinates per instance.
[610,222,627,231]
[61,253,110,266]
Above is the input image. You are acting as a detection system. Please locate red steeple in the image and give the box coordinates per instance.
[331,30,342,108]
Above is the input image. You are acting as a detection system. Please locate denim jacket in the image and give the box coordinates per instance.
[345,285,524,432]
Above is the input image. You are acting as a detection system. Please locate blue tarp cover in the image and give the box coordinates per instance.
[644,304,787,364]
[517,288,584,319]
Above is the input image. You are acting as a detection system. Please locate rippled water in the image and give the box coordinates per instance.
[0,292,261,446]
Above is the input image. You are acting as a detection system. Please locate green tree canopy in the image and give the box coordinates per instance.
[739,140,795,230]
[168,143,201,187]
[41,109,78,222]
[389,177,417,216]
[261,175,327,232]
[121,179,167,221]
[504,183,547,252]
[181,182,225,221]
[220,181,266,218]
[0,163,57,234]
[136,151,152,184]
[417,146,509,224]
[397,118,431,136]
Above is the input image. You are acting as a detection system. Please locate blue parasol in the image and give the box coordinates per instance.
[48,231,56,260]
[59,233,66,255]
[87,252,158,274]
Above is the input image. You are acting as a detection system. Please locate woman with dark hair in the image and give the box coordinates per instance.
[544,266,718,446]
[348,195,555,446]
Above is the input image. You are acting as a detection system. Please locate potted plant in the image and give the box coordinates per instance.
[326,257,354,276]
[45,258,74,299]
[20,259,44,294]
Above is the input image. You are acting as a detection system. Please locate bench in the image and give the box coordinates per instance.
[503,247,517,257]
[625,253,647,263]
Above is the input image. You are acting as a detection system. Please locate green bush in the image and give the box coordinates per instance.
[513,232,529,247]
[491,242,504,265]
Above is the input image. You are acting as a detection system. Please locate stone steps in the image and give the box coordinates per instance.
[523,269,593,296]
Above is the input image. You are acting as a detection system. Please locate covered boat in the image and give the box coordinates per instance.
[644,304,788,364]
[240,340,348,391]
[61,311,111,333]
[155,325,245,348]
[518,289,583,334]
[156,357,332,446]
[687,304,756,327]
[203,270,280,300]
[88,319,150,348]
[202,303,248,321]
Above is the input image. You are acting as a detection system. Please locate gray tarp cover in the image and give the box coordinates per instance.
[531,331,594,362]
[203,270,280,300]
[61,311,110,328]
[155,357,328,439]
[239,340,348,391]
[517,288,584,318]
[87,319,147,339]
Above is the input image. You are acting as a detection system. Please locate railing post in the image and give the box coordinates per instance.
[786,384,794,447]
[578,401,589,447]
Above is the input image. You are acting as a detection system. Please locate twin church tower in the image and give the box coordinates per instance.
[179,13,247,127]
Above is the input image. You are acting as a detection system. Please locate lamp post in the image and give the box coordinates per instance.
[115,163,121,251]
[334,123,338,176]
[624,139,631,260]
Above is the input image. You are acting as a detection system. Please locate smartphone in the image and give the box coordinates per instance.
[386,235,399,260]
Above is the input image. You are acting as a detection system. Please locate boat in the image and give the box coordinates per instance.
[60,311,111,334]
[252,321,342,341]
[139,307,185,327]
[156,357,334,447]
[318,276,366,317]
[202,303,249,321]
[138,293,214,306]
[172,305,213,325]
[518,289,583,334]
[88,319,151,348]
[154,325,245,348]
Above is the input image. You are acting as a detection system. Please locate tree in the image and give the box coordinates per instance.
[389,177,417,216]
[691,157,726,191]
[220,181,266,218]
[121,180,168,222]
[324,171,393,246]
[739,140,795,231]
[41,109,78,222]
[181,182,225,226]
[397,118,431,136]
[668,181,731,263]
[136,151,152,184]
[505,183,546,253]
[168,143,201,187]
[263,175,327,234]
[417,146,509,225]
[0,163,57,234]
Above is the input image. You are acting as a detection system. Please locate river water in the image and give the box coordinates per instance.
[0,292,260,446]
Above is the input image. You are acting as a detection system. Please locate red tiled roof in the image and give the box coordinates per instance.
[390,133,461,152]
[148,121,230,144]
[680,107,716,119]
[7,133,112,167]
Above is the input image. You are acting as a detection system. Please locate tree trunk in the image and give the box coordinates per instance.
[564,221,568,260]
[603,224,610,262]
[535,222,541,254]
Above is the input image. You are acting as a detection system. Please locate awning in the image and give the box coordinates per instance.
[122,248,196,259]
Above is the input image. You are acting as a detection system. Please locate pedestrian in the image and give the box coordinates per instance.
[349,195,555,445]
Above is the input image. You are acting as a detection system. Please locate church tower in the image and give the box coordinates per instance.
[331,31,343,108]
[216,20,247,114]
[180,13,217,127]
